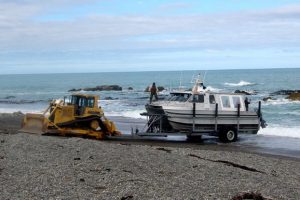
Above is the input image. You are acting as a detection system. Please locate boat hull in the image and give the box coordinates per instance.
[165,108,260,134]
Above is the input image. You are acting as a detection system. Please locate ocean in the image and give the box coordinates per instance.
[1,68,300,139]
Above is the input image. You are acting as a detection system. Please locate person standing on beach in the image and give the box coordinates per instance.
[149,82,158,104]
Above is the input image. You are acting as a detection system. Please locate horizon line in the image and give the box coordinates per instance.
[0,67,299,76]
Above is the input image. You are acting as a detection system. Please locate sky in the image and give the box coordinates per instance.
[1,0,300,74]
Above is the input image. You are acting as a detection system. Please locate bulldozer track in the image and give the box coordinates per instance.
[56,116,108,132]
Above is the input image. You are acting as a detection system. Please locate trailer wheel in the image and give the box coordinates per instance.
[219,127,237,143]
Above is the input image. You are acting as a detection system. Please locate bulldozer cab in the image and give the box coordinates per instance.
[68,94,102,117]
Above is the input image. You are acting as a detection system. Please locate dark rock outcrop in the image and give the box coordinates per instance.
[262,97,275,101]
[286,92,300,101]
[234,90,251,95]
[84,85,122,91]
[271,90,300,96]
[68,85,122,92]
[4,96,16,99]
[144,87,150,92]
[144,86,165,92]
[157,86,165,91]
[128,87,133,90]
[68,88,81,92]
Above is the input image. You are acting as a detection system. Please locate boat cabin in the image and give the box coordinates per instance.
[188,93,246,111]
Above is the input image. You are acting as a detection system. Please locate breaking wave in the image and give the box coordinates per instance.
[205,86,222,92]
[258,126,300,139]
[224,81,256,87]
[263,98,300,106]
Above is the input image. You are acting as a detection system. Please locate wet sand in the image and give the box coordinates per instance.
[0,113,300,199]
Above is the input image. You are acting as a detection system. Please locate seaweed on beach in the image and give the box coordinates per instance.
[231,192,272,200]
[156,147,172,153]
[188,154,265,174]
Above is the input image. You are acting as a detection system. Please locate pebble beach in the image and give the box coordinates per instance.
[0,113,299,199]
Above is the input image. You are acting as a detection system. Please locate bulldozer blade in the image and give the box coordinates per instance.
[19,113,47,134]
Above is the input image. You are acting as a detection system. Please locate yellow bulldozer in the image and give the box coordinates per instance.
[20,93,121,139]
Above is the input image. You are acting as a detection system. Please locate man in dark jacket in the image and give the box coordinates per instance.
[244,97,250,111]
[149,82,158,103]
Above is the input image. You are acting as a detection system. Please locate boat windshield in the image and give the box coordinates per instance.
[189,94,204,103]
[166,93,190,102]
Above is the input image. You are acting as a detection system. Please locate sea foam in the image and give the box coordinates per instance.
[263,98,300,106]
[224,81,256,87]
[258,126,300,139]
[205,86,222,92]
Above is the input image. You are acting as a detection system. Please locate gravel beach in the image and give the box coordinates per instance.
[0,113,299,199]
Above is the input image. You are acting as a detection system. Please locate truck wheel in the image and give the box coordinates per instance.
[219,128,237,143]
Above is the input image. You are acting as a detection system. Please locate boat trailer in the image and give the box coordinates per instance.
[131,102,266,142]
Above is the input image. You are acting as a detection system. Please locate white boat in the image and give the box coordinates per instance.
[162,75,265,142]
[141,74,266,142]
